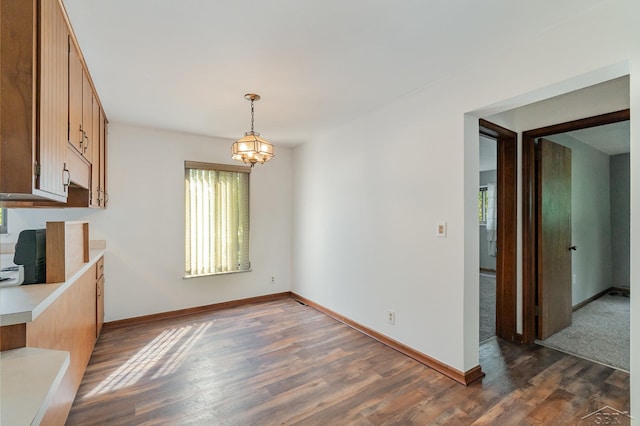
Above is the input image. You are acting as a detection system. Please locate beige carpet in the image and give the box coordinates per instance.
[479,273,496,343]
[537,293,630,371]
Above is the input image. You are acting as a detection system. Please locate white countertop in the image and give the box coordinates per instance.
[0,249,105,326]
[0,347,70,426]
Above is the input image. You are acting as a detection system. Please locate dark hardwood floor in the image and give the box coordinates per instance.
[67,298,630,425]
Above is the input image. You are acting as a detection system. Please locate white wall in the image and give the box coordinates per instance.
[293,0,638,391]
[7,123,293,321]
[546,133,612,305]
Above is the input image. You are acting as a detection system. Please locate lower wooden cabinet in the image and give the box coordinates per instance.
[26,263,97,425]
[96,256,105,337]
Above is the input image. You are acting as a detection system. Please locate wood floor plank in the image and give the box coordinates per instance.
[67,298,630,425]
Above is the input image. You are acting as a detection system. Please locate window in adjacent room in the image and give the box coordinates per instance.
[184,161,251,277]
[0,208,7,234]
[478,186,488,225]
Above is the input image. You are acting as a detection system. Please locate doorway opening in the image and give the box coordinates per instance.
[478,133,497,343]
[522,109,631,365]
[479,120,517,343]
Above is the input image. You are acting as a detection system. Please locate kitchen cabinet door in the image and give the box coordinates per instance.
[81,72,94,159]
[90,101,101,207]
[99,110,108,207]
[38,0,69,199]
[96,256,105,337]
[69,43,94,161]
[68,40,84,155]
[0,0,69,202]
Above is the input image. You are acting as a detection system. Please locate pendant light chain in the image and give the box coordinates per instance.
[250,98,255,134]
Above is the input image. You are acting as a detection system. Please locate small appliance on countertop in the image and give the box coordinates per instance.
[11,229,47,284]
[0,260,25,288]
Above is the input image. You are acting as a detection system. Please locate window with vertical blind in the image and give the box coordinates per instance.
[184,161,251,277]
[478,185,488,225]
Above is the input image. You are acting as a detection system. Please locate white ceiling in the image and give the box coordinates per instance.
[62,0,608,147]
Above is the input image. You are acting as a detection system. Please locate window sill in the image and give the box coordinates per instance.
[183,269,252,279]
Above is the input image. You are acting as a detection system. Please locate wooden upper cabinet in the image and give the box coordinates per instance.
[1,0,69,202]
[90,101,100,207]
[68,40,84,155]
[99,111,108,207]
[69,43,93,160]
[1,0,108,208]
[38,0,69,199]
[81,72,94,159]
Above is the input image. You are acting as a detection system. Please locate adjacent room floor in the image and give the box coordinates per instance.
[479,272,496,343]
[537,291,630,372]
[67,298,630,425]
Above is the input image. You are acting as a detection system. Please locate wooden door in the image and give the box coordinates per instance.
[537,138,572,339]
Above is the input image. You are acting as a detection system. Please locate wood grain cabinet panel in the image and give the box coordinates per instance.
[96,256,105,337]
[90,101,101,207]
[97,275,105,338]
[99,110,108,207]
[27,264,98,425]
[69,51,94,162]
[1,0,108,208]
[68,40,84,155]
[81,72,94,160]
[0,0,69,202]
[38,0,69,199]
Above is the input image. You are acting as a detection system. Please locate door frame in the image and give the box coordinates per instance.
[479,119,518,342]
[521,109,630,344]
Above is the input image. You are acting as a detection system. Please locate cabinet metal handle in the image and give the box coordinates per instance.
[83,131,89,153]
[79,126,84,151]
[63,163,71,188]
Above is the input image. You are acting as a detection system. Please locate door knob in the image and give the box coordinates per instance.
[569,245,577,251]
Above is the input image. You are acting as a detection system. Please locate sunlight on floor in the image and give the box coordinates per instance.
[85,321,213,398]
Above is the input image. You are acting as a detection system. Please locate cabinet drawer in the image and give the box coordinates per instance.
[96,257,104,279]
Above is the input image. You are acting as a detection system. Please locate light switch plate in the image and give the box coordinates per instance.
[436,221,447,238]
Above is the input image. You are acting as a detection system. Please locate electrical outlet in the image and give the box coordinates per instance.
[387,310,395,325]
[436,221,447,238]
[271,276,275,284]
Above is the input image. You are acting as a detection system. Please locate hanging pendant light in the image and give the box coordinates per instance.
[232,93,274,167]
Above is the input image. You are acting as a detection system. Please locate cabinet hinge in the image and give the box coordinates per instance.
[34,162,41,176]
